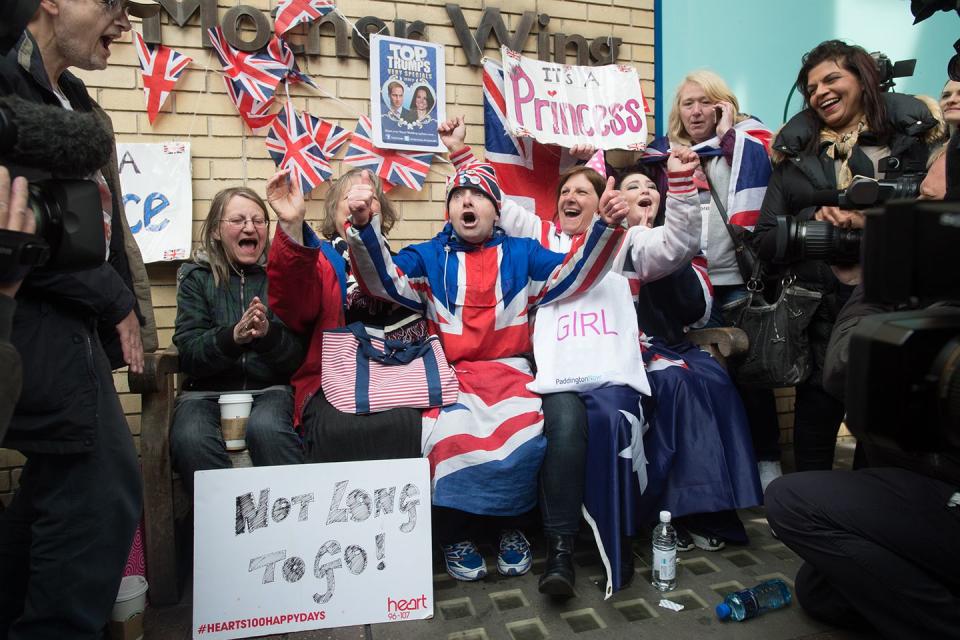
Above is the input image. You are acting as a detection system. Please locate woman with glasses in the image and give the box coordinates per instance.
[170,186,306,495]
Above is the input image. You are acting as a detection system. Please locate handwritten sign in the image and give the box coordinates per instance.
[370,34,446,152]
[193,459,433,639]
[501,47,647,151]
[116,142,193,262]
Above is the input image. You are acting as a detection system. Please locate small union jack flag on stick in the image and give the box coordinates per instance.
[274,0,335,37]
[265,102,349,195]
[132,31,192,124]
[344,116,434,192]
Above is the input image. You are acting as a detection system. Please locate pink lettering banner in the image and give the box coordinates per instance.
[500,47,648,151]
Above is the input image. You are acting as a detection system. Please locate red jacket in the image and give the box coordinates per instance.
[267,226,345,426]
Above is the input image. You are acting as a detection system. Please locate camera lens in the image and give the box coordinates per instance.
[773,217,861,264]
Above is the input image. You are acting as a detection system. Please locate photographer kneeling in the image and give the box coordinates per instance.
[766,145,960,639]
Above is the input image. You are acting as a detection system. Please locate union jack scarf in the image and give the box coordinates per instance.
[642,118,772,229]
[266,102,350,195]
[131,31,192,124]
[343,116,434,191]
[274,0,335,37]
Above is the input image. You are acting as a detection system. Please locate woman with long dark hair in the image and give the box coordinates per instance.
[753,40,940,471]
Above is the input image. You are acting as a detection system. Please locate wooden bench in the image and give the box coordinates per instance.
[129,327,748,606]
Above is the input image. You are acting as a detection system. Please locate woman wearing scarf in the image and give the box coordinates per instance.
[753,40,939,472]
[648,71,784,499]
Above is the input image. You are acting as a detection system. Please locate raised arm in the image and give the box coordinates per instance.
[342,172,430,313]
[440,116,547,241]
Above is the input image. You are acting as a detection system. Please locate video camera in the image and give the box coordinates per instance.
[844,198,960,485]
[770,156,927,265]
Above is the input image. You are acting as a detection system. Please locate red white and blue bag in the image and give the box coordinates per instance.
[321,323,459,414]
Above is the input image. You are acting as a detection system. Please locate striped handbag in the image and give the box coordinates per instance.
[321,323,459,414]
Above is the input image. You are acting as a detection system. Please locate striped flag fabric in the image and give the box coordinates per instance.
[132,31,192,124]
[482,59,562,221]
[208,27,316,130]
[274,0,335,36]
[422,358,546,516]
[642,118,772,230]
[343,116,434,191]
[266,102,348,195]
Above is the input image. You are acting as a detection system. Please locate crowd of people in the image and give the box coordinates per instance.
[0,0,956,635]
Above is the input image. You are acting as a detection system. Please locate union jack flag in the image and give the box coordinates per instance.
[344,116,434,191]
[274,0,335,37]
[132,31,192,124]
[483,59,562,221]
[642,118,772,229]
[208,26,289,129]
[266,102,347,195]
[267,34,317,89]
[422,358,546,516]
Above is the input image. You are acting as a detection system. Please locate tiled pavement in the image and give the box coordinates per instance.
[145,443,872,640]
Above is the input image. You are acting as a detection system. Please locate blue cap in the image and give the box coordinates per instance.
[716,602,732,620]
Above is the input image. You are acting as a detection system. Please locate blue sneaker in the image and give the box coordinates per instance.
[497,530,532,576]
[442,540,487,581]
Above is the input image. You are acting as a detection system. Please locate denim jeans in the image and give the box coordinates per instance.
[170,389,303,495]
[539,392,588,536]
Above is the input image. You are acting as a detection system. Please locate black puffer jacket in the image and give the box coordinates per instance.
[173,255,306,392]
[754,92,939,286]
[751,93,939,386]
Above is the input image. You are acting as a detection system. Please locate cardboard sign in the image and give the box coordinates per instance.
[116,142,193,262]
[501,47,647,151]
[370,34,447,152]
[193,459,433,639]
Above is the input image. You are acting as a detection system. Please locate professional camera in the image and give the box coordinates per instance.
[0,95,112,277]
[770,156,927,265]
[845,199,960,485]
[870,51,917,92]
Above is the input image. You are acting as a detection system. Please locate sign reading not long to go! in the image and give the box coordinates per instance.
[501,46,648,151]
[193,458,433,639]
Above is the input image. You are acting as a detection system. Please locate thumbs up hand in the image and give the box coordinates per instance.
[598,176,627,227]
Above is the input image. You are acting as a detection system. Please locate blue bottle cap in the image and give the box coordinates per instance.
[716,602,732,620]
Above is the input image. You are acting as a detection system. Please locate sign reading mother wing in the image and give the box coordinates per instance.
[501,47,647,151]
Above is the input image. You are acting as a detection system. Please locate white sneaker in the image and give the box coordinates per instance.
[758,460,783,493]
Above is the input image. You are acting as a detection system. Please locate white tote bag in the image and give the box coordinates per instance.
[527,272,650,395]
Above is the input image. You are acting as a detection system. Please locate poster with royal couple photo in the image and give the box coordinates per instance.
[370,34,446,152]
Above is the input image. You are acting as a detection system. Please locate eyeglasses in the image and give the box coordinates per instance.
[222,216,268,229]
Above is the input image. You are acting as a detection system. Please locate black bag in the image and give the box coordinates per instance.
[708,181,759,283]
[721,273,823,388]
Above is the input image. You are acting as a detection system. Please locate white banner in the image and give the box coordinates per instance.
[193,459,433,640]
[116,142,192,262]
[501,47,647,150]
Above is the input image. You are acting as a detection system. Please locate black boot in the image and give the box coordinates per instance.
[538,534,576,598]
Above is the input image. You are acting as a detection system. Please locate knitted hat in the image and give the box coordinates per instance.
[445,162,503,214]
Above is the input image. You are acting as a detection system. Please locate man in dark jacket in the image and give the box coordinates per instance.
[0,0,161,637]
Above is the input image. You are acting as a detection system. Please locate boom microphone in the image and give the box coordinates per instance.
[0,94,114,176]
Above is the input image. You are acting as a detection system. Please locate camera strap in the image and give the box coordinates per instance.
[707,180,763,286]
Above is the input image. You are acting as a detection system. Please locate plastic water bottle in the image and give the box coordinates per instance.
[715,579,793,621]
[650,510,677,591]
